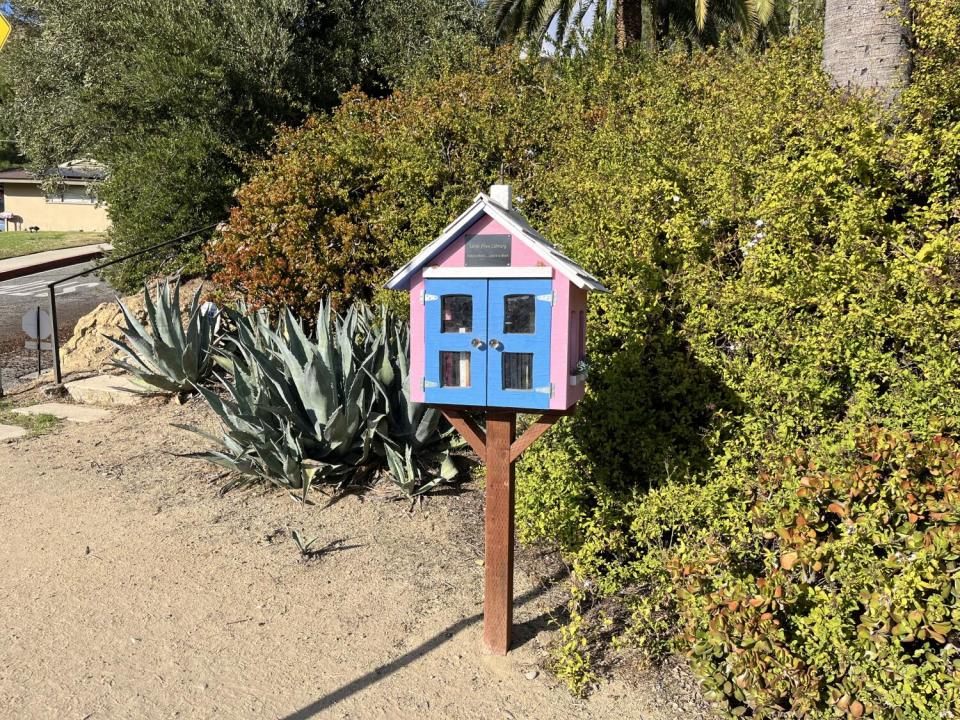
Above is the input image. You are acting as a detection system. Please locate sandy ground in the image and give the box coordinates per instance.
[0,394,711,720]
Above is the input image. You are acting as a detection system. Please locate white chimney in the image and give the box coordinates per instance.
[490,184,512,210]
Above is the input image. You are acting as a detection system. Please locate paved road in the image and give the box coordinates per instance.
[0,264,114,389]
[0,263,114,341]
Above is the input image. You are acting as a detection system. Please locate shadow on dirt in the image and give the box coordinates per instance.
[279,570,567,720]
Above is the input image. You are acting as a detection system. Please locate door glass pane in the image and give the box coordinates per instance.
[503,295,535,334]
[502,352,533,390]
[442,295,472,333]
[440,351,471,387]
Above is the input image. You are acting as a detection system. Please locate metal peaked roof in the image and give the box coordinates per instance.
[385,193,607,292]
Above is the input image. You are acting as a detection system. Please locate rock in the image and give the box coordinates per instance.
[42,384,68,398]
[59,278,208,375]
[65,375,153,406]
[0,424,27,441]
[58,301,130,375]
[524,670,539,680]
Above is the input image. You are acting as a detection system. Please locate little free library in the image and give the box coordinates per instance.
[387,184,607,654]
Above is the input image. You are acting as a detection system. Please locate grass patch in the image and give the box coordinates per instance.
[0,401,61,436]
[0,231,108,260]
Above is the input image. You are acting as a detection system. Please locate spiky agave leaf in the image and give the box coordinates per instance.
[106,275,217,394]
[384,444,447,501]
[291,529,320,556]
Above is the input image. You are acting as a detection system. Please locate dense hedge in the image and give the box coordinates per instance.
[214,8,960,716]
[211,46,554,314]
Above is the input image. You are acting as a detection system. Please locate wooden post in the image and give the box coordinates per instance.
[441,407,565,655]
[483,411,516,655]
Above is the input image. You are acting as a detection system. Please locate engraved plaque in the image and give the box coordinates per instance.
[464,234,511,267]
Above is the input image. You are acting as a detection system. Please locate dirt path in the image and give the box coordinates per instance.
[0,396,709,719]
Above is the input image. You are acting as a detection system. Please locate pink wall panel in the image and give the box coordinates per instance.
[566,286,588,408]
[549,277,570,410]
[409,270,426,403]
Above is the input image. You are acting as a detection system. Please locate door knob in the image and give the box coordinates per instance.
[471,338,485,349]
[489,338,503,350]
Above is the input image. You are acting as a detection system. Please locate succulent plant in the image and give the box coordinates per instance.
[384,444,446,503]
[377,323,459,490]
[290,530,320,558]
[107,275,217,394]
[183,299,458,501]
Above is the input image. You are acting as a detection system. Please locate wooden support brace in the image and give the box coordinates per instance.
[510,413,563,464]
[441,409,487,462]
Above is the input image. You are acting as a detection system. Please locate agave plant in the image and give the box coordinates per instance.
[107,276,217,394]
[183,301,399,496]
[384,444,446,505]
[183,299,462,502]
[290,530,320,558]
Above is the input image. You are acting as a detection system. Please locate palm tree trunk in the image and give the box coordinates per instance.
[641,0,657,51]
[822,0,913,104]
[789,0,800,35]
[616,0,655,51]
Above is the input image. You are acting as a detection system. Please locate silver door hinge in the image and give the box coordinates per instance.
[536,384,554,396]
[536,292,554,305]
[421,292,439,304]
[422,378,439,389]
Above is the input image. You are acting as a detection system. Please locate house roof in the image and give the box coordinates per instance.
[385,193,608,292]
[0,168,35,182]
[0,160,107,185]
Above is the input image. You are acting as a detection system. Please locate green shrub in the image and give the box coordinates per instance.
[680,428,960,718]
[102,122,239,289]
[513,21,960,710]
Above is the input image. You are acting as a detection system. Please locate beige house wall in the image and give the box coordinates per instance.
[3,183,111,233]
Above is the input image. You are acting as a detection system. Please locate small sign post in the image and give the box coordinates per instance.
[22,307,53,376]
[440,409,565,653]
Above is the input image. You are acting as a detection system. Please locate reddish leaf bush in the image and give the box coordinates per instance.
[681,429,960,718]
[210,49,558,318]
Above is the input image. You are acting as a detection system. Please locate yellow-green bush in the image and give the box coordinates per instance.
[216,9,960,715]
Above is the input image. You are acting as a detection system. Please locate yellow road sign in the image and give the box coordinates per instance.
[0,15,10,52]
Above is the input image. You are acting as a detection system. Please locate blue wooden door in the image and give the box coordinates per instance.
[423,279,488,406]
[486,279,552,409]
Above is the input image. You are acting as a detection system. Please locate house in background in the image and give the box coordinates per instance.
[0,160,110,232]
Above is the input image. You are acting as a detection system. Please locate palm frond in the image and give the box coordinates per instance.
[752,0,775,26]
[488,0,526,39]
[696,0,709,29]
[491,0,776,47]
